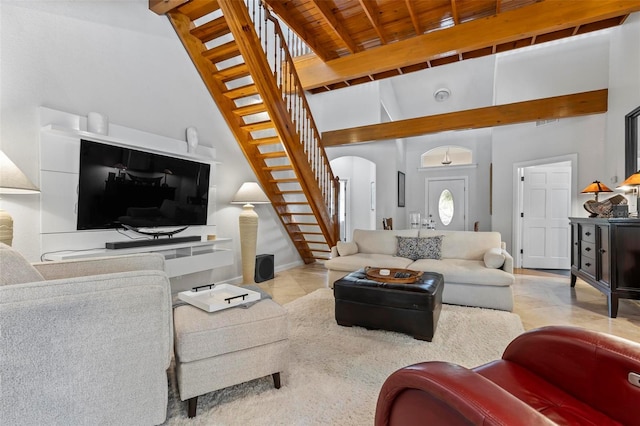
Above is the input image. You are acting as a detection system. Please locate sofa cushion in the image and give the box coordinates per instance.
[484,248,506,269]
[419,230,502,260]
[396,236,443,261]
[337,241,358,256]
[0,243,44,286]
[353,229,419,255]
[409,259,515,286]
[324,253,413,272]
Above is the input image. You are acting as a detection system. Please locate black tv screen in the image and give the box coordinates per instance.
[77,139,211,230]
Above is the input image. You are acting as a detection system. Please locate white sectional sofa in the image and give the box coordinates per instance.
[324,229,515,311]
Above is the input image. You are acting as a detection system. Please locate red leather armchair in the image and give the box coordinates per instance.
[375,326,640,426]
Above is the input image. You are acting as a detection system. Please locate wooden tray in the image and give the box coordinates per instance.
[365,267,423,284]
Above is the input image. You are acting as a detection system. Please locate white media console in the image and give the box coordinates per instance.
[46,239,233,278]
[39,107,233,279]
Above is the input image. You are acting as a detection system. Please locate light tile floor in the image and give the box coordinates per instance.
[257,263,640,342]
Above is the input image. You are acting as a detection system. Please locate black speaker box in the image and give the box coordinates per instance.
[255,254,274,283]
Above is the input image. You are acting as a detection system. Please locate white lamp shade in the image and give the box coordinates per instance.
[0,150,39,194]
[231,182,270,204]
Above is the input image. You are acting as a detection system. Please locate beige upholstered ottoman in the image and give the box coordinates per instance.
[173,298,289,418]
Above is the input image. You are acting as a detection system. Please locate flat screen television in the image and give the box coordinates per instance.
[77,139,211,231]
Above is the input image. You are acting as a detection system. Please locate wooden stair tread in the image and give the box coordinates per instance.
[249,136,281,145]
[280,212,315,215]
[276,189,303,194]
[233,102,266,116]
[243,121,275,133]
[215,63,250,82]
[190,16,230,43]
[261,151,287,159]
[264,165,293,171]
[203,40,241,63]
[178,0,220,20]
[276,200,308,205]
[269,177,298,183]
[287,222,318,226]
[224,84,259,100]
[290,231,324,235]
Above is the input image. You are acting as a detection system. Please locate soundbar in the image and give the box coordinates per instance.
[106,235,201,250]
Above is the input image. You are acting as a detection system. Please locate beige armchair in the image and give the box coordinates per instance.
[0,243,173,425]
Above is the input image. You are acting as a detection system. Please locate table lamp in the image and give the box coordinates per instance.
[618,170,640,215]
[231,182,270,284]
[0,150,40,246]
[581,180,613,202]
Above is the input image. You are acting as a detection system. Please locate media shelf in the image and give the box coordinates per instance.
[46,239,233,278]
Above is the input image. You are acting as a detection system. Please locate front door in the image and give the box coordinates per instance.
[521,164,571,269]
[426,178,467,231]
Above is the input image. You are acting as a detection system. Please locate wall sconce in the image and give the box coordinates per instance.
[618,170,640,216]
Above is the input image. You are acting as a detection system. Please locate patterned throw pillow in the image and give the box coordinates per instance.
[396,236,443,260]
[417,235,443,260]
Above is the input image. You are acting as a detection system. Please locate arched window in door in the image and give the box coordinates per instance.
[421,146,472,168]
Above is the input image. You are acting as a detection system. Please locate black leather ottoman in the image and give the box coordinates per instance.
[333,269,443,341]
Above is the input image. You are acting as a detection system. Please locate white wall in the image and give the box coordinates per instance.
[330,156,376,235]
[405,129,492,231]
[606,13,640,184]
[307,82,381,132]
[489,18,640,253]
[492,115,607,252]
[0,1,301,278]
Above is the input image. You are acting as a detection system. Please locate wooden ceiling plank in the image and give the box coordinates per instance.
[405,0,421,35]
[310,0,359,54]
[262,0,335,62]
[358,0,387,44]
[294,0,640,90]
[322,89,608,146]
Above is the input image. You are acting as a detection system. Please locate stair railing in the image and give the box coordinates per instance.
[246,0,339,233]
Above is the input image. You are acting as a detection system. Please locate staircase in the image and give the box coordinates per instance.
[151,0,339,263]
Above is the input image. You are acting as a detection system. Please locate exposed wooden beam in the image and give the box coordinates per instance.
[359,0,387,44]
[310,0,359,54]
[322,89,608,146]
[263,0,335,61]
[294,0,640,90]
[405,0,421,35]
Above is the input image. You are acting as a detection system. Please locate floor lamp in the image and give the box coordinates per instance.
[0,150,40,246]
[231,182,270,284]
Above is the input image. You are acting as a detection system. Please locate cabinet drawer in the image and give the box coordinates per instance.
[581,255,596,277]
[581,241,595,258]
[581,225,596,243]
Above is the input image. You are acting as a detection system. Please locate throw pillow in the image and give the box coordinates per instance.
[396,236,419,260]
[0,243,45,286]
[484,247,506,269]
[417,235,443,260]
[396,236,443,261]
[337,241,358,256]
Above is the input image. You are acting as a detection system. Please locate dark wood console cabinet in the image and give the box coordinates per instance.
[569,217,640,318]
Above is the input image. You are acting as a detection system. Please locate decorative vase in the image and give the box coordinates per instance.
[87,112,108,135]
[186,126,198,153]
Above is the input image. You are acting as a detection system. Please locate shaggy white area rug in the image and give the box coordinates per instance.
[163,288,524,425]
